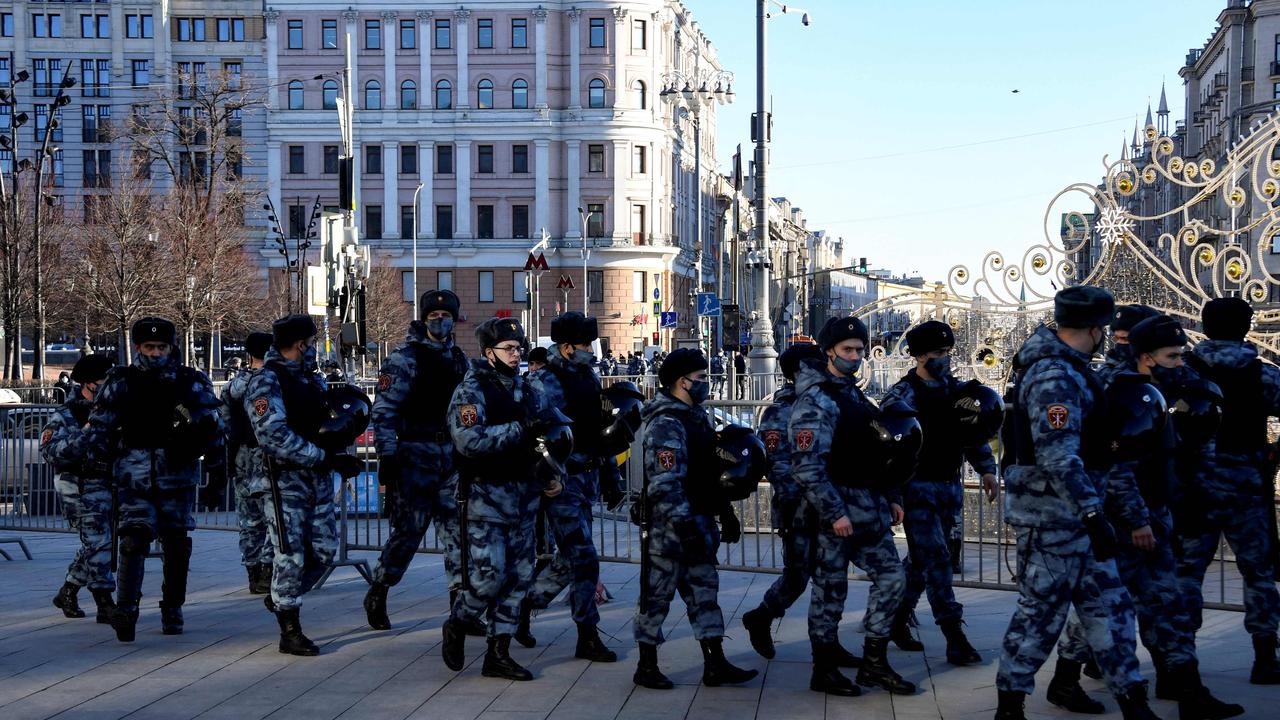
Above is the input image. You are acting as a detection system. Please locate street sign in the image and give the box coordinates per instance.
[524,252,549,273]
[652,301,660,315]
[660,311,678,329]
[652,287,661,301]
[556,274,575,290]
[696,292,721,317]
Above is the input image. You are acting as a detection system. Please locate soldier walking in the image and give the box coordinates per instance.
[221,331,275,594]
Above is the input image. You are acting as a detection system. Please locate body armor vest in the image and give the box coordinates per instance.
[454,376,534,483]
[905,373,965,480]
[119,367,183,450]
[225,380,259,449]
[647,403,718,515]
[1007,356,1112,472]
[1186,354,1266,458]
[400,344,467,442]
[267,361,326,445]
[825,382,880,489]
[545,361,604,459]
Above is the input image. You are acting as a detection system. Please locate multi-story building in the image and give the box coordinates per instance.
[263,0,729,355]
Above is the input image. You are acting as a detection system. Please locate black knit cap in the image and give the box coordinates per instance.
[272,314,318,348]
[1128,315,1188,355]
[1201,297,1253,341]
[475,317,525,349]
[70,354,113,384]
[905,320,955,356]
[779,343,824,381]
[131,317,177,347]
[420,289,461,320]
[550,311,599,344]
[659,348,708,388]
[1054,286,1115,329]
[817,316,870,351]
[527,346,549,364]
[1112,304,1159,334]
[245,332,274,360]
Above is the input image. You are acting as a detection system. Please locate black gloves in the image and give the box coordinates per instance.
[379,455,402,494]
[602,487,626,511]
[720,507,742,544]
[321,452,364,480]
[1082,510,1119,562]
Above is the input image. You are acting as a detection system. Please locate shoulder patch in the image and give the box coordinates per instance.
[1046,404,1069,430]
[794,429,815,451]
[458,404,478,427]
[253,397,269,417]
[377,373,392,392]
[40,428,53,446]
[657,449,676,470]
[763,429,782,454]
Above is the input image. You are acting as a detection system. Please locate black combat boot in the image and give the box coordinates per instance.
[276,607,319,656]
[1153,656,1175,701]
[482,634,533,681]
[831,641,863,668]
[994,689,1028,720]
[53,581,85,618]
[158,535,191,635]
[633,642,673,689]
[741,604,777,659]
[856,636,916,694]
[575,622,617,662]
[809,642,861,696]
[1046,658,1106,714]
[513,597,537,648]
[248,564,272,595]
[110,549,145,643]
[245,565,257,593]
[449,589,486,637]
[940,619,981,665]
[91,589,115,624]
[441,617,466,671]
[1082,657,1103,680]
[1250,634,1280,684]
[889,608,924,652]
[700,637,759,686]
[364,582,391,630]
[1174,661,1244,720]
[1115,685,1162,720]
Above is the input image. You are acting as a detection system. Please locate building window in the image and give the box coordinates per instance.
[632,145,646,174]
[589,18,605,48]
[401,80,417,109]
[401,271,415,302]
[478,145,494,173]
[512,205,529,239]
[287,205,306,238]
[436,206,453,240]
[477,79,494,109]
[437,144,453,174]
[126,14,153,39]
[288,80,304,109]
[512,79,529,109]
[217,18,245,42]
[131,59,150,87]
[364,80,381,109]
[513,271,529,302]
[589,78,606,108]
[588,144,604,173]
[321,19,338,49]
[288,145,304,174]
[632,19,646,50]
[477,205,495,239]
[82,105,110,143]
[227,106,242,136]
[322,80,338,110]
[81,59,111,98]
[365,19,381,49]
[400,19,416,49]
[632,271,646,302]
[33,13,63,38]
[82,149,110,188]
[477,18,493,49]
[400,144,417,174]
[512,145,529,173]
[587,203,605,237]
[434,80,451,109]
[437,271,454,291]
[435,19,450,49]
[1,13,12,38]
[512,18,527,48]
[365,144,382,174]
[35,105,63,142]
[366,205,383,239]
[224,62,242,89]
[323,145,339,174]
[401,205,415,238]
[477,271,494,302]
[632,204,646,243]
[288,19,303,49]
[634,80,646,109]
[81,14,109,39]
[589,271,604,303]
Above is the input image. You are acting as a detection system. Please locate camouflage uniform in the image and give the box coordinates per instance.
[755,382,817,616]
[369,321,467,589]
[882,371,996,627]
[633,390,726,644]
[246,347,338,610]
[995,325,1144,698]
[448,360,542,638]
[43,392,114,591]
[222,368,271,568]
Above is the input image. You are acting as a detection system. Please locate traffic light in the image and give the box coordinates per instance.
[338,156,354,210]
[857,257,868,273]
[722,304,741,353]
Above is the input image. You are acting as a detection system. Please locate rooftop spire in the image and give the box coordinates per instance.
[1158,83,1169,115]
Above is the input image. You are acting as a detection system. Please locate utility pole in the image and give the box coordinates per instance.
[748,0,778,394]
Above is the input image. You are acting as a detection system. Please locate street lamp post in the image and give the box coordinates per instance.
[577,206,592,315]
[411,182,425,318]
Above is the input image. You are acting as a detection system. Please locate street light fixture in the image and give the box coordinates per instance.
[412,183,425,319]
[577,206,593,315]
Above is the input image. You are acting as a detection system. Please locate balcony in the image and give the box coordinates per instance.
[1271,61,1280,77]
[1244,66,1256,81]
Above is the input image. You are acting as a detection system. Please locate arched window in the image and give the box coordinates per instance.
[364,80,381,110]
[588,78,606,109]
[287,80,304,109]
[477,79,493,109]
[633,80,646,110]
[435,79,452,110]
[400,79,417,109]
[512,79,529,109]
[322,79,338,110]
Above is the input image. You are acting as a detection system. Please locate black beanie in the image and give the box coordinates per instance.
[1112,304,1159,333]
[550,312,599,344]
[817,316,870,351]
[1129,315,1188,355]
[131,317,177,347]
[70,354,113,383]
[1054,286,1115,329]
[245,332,273,360]
[904,320,955,356]
[420,289,461,320]
[272,314,318,348]
[1201,297,1253,341]
[475,317,526,348]
[779,343,824,381]
[527,346,549,364]
[659,348,708,388]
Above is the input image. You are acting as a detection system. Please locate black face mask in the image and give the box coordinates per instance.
[1107,343,1134,364]
[1089,328,1106,355]
[488,350,517,377]
[1150,364,1180,386]
[923,356,951,379]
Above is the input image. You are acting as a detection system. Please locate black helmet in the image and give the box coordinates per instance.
[714,425,767,501]
[1165,375,1223,447]
[1105,373,1168,462]
[953,380,1005,446]
[317,385,373,451]
[599,381,645,455]
[872,400,923,488]
[532,407,575,477]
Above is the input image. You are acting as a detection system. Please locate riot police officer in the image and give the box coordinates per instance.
[221,331,274,594]
[247,314,363,656]
[880,320,995,665]
[84,317,224,643]
[45,353,116,622]
[518,312,623,662]
[364,290,469,631]
[1179,297,1280,685]
[632,348,757,690]
[1098,304,1159,386]
[790,317,915,697]
[994,287,1156,720]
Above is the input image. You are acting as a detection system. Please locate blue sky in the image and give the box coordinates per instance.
[688,0,1222,282]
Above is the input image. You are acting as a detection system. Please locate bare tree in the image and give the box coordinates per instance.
[364,263,411,366]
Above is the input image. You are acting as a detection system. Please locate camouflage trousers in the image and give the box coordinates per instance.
[762,522,817,617]
[814,527,904,644]
[1176,497,1280,639]
[262,470,338,610]
[634,553,725,645]
[233,476,271,567]
[526,494,601,626]
[900,479,963,626]
[117,482,195,538]
[454,516,536,638]
[371,468,460,589]
[996,527,1143,696]
[54,474,115,591]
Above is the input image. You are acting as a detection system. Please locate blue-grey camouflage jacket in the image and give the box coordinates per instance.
[221,368,267,495]
[1191,339,1280,497]
[527,350,622,505]
[639,390,721,557]
[372,321,464,474]
[41,393,97,484]
[759,382,807,528]
[881,371,997,479]
[245,348,327,471]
